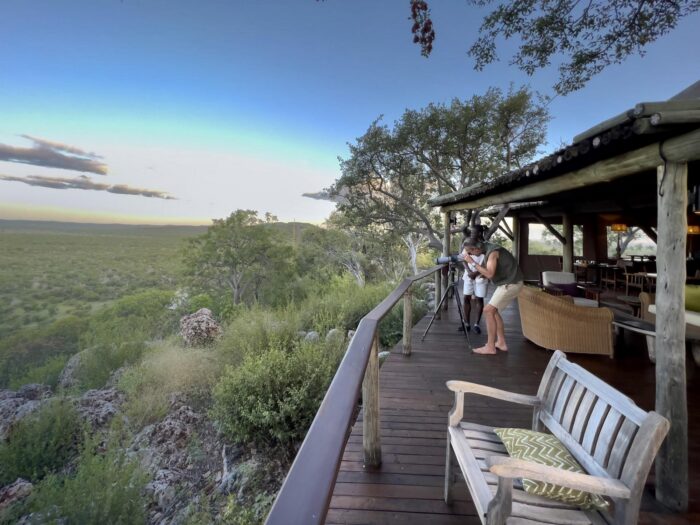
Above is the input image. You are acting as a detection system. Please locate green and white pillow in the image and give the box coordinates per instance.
[493,428,609,511]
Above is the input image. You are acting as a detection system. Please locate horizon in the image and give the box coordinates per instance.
[2,1,699,225]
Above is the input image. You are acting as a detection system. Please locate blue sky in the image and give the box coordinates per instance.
[1,0,698,224]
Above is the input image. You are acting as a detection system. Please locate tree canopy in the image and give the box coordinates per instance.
[329,85,549,250]
[410,0,700,95]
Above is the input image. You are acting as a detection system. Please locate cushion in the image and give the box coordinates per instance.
[551,282,579,297]
[686,285,700,312]
[493,428,609,510]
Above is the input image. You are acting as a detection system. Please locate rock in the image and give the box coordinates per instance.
[75,388,123,429]
[378,351,391,367]
[304,331,319,342]
[0,478,32,511]
[296,330,307,339]
[347,330,356,340]
[0,386,50,440]
[17,384,51,400]
[325,328,344,344]
[57,351,85,390]
[179,308,222,347]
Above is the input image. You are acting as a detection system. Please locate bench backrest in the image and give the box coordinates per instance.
[534,351,669,523]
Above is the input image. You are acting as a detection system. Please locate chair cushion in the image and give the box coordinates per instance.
[542,271,575,286]
[493,428,609,511]
[686,285,700,312]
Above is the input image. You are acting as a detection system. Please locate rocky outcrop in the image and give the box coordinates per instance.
[57,350,85,390]
[75,388,123,429]
[179,308,222,347]
[0,479,32,511]
[0,384,51,440]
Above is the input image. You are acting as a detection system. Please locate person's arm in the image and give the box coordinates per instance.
[467,251,498,280]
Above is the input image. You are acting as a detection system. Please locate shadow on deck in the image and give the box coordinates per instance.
[326,298,700,524]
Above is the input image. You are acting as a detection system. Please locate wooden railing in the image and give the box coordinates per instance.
[266,265,443,524]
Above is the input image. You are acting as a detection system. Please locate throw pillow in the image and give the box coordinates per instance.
[551,282,579,297]
[686,285,700,313]
[493,428,609,511]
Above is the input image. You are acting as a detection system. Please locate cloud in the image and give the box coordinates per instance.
[0,135,108,175]
[0,174,176,200]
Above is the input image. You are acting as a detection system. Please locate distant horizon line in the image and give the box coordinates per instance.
[0,216,321,228]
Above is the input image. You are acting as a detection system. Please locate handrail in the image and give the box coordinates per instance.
[266,265,443,524]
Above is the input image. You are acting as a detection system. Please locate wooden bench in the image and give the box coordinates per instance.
[444,350,669,525]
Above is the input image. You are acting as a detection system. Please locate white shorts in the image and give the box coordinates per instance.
[463,276,487,298]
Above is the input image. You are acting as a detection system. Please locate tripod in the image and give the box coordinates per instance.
[422,268,472,350]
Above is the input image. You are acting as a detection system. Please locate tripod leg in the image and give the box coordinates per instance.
[422,284,453,341]
[454,289,472,350]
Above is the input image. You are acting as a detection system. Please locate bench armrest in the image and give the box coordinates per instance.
[446,381,540,426]
[447,380,540,406]
[487,456,631,499]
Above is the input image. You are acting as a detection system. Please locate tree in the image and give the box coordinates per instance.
[409,0,699,95]
[330,86,549,251]
[183,210,282,306]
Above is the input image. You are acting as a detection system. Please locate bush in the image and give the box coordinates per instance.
[76,341,147,390]
[0,399,83,485]
[80,289,177,349]
[118,342,222,429]
[9,354,69,390]
[28,439,148,524]
[212,339,344,461]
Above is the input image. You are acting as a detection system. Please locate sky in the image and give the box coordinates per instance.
[1,1,699,226]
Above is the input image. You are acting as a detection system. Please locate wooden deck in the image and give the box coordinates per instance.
[326,297,700,524]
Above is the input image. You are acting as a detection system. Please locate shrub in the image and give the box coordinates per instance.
[9,354,69,390]
[212,339,344,461]
[28,439,148,524]
[76,340,146,390]
[0,398,83,485]
[118,342,222,429]
[80,289,177,349]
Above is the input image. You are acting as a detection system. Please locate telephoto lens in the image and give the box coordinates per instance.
[435,254,464,264]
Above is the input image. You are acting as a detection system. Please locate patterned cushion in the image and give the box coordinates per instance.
[493,428,609,510]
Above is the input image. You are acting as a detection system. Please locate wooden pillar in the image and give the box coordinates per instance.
[442,212,451,311]
[402,289,413,356]
[362,333,381,467]
[562,213,574,273]
[655,161,688,511]
[512,215,521,264]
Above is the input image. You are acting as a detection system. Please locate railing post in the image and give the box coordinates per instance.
[402,288,413,356]
[434,269,442,320]
[362,333,381,468]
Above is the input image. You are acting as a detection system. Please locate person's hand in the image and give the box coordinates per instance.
[463,253,474,264]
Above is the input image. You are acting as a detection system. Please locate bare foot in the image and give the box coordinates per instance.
[473,345,498,355]
[495,341,509,352]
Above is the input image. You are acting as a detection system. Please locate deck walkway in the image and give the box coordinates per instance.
[326,297,700,524]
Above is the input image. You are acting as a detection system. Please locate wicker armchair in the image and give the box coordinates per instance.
[518,286,615,357]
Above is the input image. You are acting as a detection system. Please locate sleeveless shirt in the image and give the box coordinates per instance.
[483,242,524,286]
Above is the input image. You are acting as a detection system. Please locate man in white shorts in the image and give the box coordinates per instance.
[462,238,524,355]
[461,240,487,334]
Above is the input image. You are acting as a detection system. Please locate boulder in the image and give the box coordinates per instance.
[325,328,344,344]
[179,308,222,347]
[0,478,32,511]
[0,386,51,440]
[75,388,123,429]
[57,351,85,390]
[304,331,319,343]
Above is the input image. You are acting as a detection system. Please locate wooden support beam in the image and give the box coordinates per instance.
[512,216,521,264]
[497,225,513,241]
[655,161,688,511]
[640,225,658,244]
[362,333,381,468]
[532,210,566,245]
[562,214,574,273]
[484,205,511,240]
[500,218,513,237]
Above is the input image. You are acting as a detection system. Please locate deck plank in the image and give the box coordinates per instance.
[325,293,700,524]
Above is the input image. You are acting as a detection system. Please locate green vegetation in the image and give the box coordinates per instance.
[0,220,203,340]
[28,438,148,525]
[0,399,83,485]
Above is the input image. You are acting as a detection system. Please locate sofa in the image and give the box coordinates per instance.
[518,286,615,357]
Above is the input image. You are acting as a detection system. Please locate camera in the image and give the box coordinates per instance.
[436,254,464,265]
